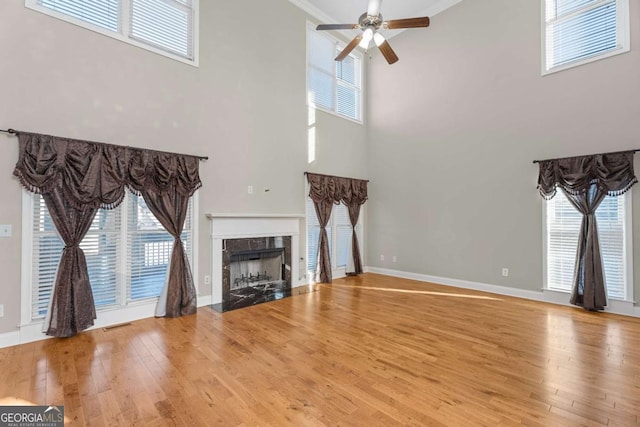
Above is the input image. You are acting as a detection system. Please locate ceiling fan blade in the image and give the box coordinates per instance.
[335,35,363,61]
[367,0,382,17]
[316,23,358,31]
[377,39,399,64]
[385,17,430,29]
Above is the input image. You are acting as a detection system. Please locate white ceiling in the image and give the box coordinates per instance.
[289,0,463,30]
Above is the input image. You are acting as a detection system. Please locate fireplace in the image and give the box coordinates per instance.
[207,214,304,311]
[213,236,292,312]
[220,236,291,311]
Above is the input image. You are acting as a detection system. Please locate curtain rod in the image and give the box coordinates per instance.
[532,148,640,164]
[0,128,209,161]
[304,171,370,182]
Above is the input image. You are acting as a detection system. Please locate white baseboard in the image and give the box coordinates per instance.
[365,266,640,319]
[0,295,217,349]
[0,331,20,349]
[198,295,213,307]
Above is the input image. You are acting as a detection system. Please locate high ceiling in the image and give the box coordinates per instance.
[291,0,463,32]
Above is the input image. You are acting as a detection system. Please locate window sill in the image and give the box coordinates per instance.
[542,45,630,76]
[308,104,363,125]
[25,1,199,67]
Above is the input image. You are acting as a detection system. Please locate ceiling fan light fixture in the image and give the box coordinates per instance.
[373,32,385,47]
[359,27,374,49]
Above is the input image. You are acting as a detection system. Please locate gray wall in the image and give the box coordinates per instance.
[366,0,640,300]
[0,0,368,334]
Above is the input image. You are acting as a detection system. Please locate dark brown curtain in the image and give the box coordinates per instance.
[306,172,368,283]
[536,151,637,311]
[42,189,98,337]
[127,151,200,318]
[341,179,368,275]
[564,185,607,310]
[13,132,202,337]
[314,198,334,283]
[345,203,363,275]
[141,188,196,317]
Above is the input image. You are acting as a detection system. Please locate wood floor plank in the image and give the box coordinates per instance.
[1,273,640,425]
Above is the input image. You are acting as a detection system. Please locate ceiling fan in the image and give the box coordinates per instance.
[315,0,430,65]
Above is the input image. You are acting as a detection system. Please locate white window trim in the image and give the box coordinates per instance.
[306,21,364,124]
[541,0,630,75]
[25,0,200,67]
[541,191,634,303]
[20,189,199,328]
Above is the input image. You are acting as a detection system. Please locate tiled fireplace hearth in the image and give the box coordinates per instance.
[206,214,303,312]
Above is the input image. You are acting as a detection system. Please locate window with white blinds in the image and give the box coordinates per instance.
[334,204,352,268]
[545,190,629,300]
[28,192,194,322]
[25,0,198,64]
[306,197,359,279]
[127,195,192,301]
[542,0,629,74]
[307,22,363,122]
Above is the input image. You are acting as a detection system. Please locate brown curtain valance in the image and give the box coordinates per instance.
[306,172,368,205]
[13,132,202,210]
[537,151,637,200]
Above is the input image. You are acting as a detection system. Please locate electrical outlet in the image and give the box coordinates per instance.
[502,268,509,277]
[0,304,4,318]
[204,275,211,285]
[392,256,397,263]
[0,224,12,237]
[247,185,253,194]
[380,254,385,261]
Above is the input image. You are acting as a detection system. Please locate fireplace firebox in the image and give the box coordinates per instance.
[212,236,292,312]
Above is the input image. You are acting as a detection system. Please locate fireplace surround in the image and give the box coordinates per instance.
[207,214,303,311]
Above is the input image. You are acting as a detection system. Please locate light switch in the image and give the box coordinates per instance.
[0,225,12,237]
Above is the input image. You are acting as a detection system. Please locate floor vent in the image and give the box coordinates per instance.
[103,322,132,332]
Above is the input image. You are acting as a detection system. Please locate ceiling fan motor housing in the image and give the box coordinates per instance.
[358,12,383,29]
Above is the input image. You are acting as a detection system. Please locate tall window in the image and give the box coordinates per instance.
[25,0,198,65]
[542,0,630,74]
[544,191,630,300]
[307,22,363,122]
[28,192,195,322]
[306,198,359,281]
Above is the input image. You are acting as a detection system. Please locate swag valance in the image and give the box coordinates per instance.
[306,172,369,284]
[12,131,203,337]
[537,151,637,200]
[306,172,368,205]
[13,132,202,210]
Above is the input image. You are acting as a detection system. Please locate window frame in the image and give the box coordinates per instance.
[20,190,199,328]
[541,0,630,75]
[306,21,364,124]
[542,190,633,302]
[25,0,199,66]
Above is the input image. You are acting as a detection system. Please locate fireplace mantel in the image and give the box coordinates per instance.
[207,214,303,305]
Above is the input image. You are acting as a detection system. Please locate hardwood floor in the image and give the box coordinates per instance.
[1,273,639,426]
